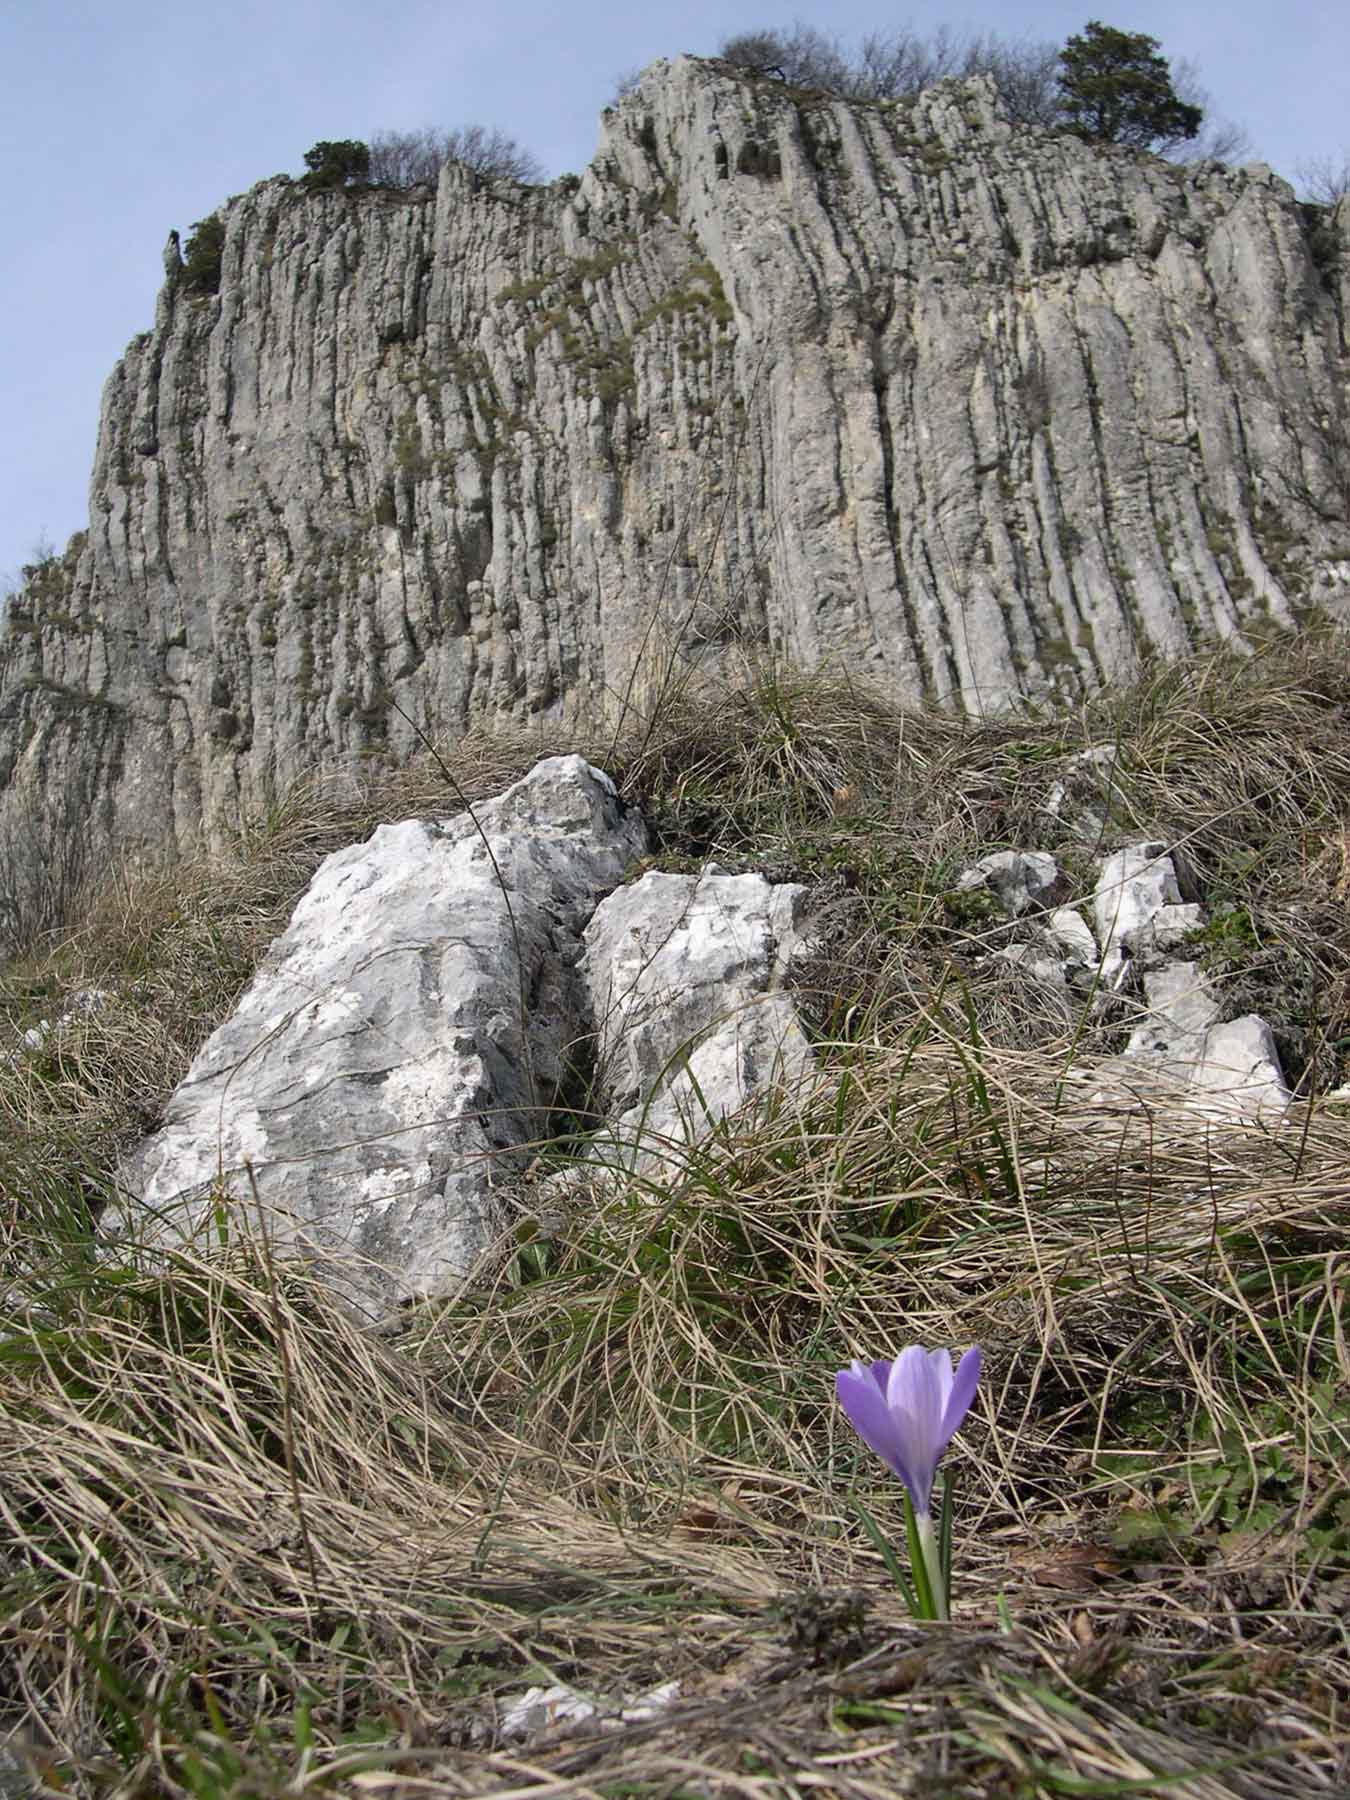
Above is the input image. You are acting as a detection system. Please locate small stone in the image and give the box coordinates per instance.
[958,850,1061,918]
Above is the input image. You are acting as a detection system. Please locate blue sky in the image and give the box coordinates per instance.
[2,0,1345,588]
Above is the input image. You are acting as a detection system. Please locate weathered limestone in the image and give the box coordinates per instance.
[1044,906,1098,969]
[971,838,1291,1120]
[120,757,649,1314]
[1125,961,1221,1064]
[1189,1015,1289,1117]
[1093,844,1201,988]
[2,59,1347,874]
[576,865,814,1174]
[116,761,818,1315]
[958,850,1060,918]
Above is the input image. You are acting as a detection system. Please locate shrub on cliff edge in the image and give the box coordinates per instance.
[300,138,371,191]
[1056,20,1203,150]
[181,215,225,293]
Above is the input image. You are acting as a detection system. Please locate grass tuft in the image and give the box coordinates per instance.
[3,631,1350,1794]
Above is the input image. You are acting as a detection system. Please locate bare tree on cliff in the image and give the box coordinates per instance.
[715,20,1243,157]
[368,125,544,188]
[717,22,1062,121]
[1297,153,1350,206]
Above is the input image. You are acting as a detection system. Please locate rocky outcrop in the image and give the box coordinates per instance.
[120,757,648,1313]
[572,864,814,1176]
[3,58,1348,872]
[111,765,1296,1322]
[985,837,1291,1119]
[116,757,817,1318]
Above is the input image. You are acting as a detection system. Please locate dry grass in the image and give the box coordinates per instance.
[3,631,1350,1796]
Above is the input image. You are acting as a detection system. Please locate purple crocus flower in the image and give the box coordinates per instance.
[836,1345,982,1518]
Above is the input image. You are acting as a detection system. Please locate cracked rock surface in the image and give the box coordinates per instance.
[119,757,649,1315]
[116,758,817,1317]
[575,864,815,1175]
[3,59,1347,872]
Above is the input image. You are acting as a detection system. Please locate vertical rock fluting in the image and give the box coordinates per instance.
[2,58,1347,867]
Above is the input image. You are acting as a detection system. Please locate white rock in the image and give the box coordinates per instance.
[500,1679,680,1741]
[1093,843,1190,986]
[577,866,815,1175]
[118,758,648,1317]
[957,850,1060,918]
[1190,1015,1291,1119]
[500,1685,598,1738]
[1098,969,1288,1123]
[1040,747,1124,840]
[997,943,1069,988]
[116,763,820,1318]
[1045,905,1099,968]
[1130,902,1205,957]
[1125,961,1221,1063]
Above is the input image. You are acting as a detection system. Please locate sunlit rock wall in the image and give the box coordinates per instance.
[2,58,1347,866]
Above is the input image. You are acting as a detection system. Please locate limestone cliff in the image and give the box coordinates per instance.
[3,57,1348,866]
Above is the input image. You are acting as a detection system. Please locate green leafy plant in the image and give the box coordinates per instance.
[1106,1387,1350,1570]
[1188,902,1261,968]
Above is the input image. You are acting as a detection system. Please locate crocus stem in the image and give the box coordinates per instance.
[915,1512,948,1622]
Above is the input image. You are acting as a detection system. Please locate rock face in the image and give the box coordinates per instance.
[117,758,817,1316]
[2,58,1348,872]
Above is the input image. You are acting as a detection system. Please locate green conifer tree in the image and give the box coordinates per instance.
[300,140,371,191]
[1056,21,1202,150]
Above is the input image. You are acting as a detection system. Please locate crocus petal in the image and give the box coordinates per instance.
[835,1367,926,1500]
[926,1347,955,1412]
[883,1346,947,1510]
[888,1347,945,1453]
[938,1346,982,1447]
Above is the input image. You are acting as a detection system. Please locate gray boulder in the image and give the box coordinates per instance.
[120,757,648,1316]
[576,865,814,1175]
[957,850,1060,918]
[117,762,822,1317]
[1044,905,1099,972]
[1100,853,1288,1116]
[996,902,1100,993]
